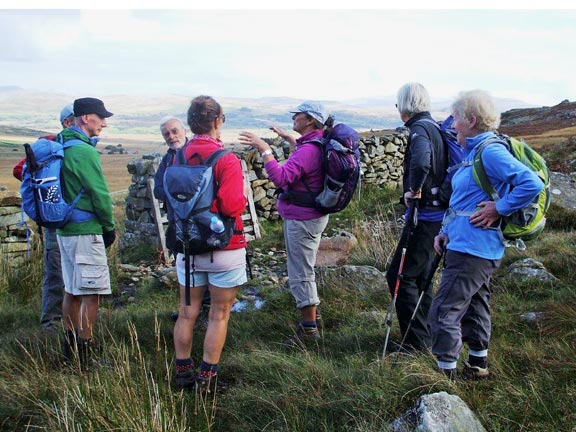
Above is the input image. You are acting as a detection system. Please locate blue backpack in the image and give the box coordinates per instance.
[163,148,235,256]
[163,147,237,305]
[21,137,94,228]
[415,115,464,207]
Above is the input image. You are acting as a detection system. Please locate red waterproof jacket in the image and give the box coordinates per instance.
[13,134,57,181]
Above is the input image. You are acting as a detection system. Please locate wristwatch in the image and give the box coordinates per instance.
[261,149,273,158]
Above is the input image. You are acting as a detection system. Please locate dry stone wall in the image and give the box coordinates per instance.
[123,154,162,249]
[230,127,409,220]
[122,128,409,249]
[0,189,33,265]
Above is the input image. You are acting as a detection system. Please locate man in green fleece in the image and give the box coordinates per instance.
[56,97,115,368]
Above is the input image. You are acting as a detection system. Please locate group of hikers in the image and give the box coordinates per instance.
[14,83,544,392]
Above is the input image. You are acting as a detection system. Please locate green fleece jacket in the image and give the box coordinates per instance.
[56,128,115,236]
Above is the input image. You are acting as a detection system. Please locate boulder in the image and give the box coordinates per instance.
[389,391,487,432]
[317,265,386,294]
[549,171,576,210]
[503,258,558,283]
[316,231,358,267]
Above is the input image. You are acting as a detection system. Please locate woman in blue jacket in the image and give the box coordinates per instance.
[429,90,543,380]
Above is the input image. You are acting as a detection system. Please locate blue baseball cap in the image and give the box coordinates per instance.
[290,101,329,126]
[59,104,74,123]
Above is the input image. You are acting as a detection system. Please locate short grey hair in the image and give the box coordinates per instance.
[452,90,500,132]
[396,82,431,117]
[159,116,185,131]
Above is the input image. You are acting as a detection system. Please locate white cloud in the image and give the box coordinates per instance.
[1,9,576,106]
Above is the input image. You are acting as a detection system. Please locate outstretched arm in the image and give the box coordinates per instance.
[270,126,296,147]
[238,132,275,163]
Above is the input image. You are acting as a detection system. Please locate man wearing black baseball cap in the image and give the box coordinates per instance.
[56,97,115,369]
[73,97,114,118]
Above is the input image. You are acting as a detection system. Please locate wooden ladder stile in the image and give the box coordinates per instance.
[241,160,261,241]
[147,177,171,264]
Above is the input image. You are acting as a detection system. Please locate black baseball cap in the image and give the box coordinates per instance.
[74,97,113,118]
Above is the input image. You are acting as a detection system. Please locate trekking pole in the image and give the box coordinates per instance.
[381,200,418,361]
[398,250,445,351]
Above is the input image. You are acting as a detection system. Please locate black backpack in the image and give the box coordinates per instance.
[412,115,463,208]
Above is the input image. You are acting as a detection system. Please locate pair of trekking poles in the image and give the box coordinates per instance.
[381,200,445,361]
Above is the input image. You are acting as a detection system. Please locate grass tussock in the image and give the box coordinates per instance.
[0,184,575,431]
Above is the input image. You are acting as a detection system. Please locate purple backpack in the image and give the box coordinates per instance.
[313,122,361,213]
[280,121,361,213]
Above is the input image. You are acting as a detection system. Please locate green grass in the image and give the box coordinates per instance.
[0,184,575,431]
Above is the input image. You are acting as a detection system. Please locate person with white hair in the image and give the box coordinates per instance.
[385,82,448,354]
[429,90,544,380]
[153,116,188,202]
[239,102,330,347]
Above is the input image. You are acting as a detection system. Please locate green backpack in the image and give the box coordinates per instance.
[472,135,551,250]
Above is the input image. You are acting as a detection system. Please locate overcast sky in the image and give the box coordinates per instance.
[1,6,576,106]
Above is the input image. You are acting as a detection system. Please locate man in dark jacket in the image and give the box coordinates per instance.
[153,116,188,202]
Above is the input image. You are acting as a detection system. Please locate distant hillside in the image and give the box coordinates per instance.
[0,87,535,136]
[499,99,576,174]
[500,99,576,136]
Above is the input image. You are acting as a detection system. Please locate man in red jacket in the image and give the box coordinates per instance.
[13,103,75,333]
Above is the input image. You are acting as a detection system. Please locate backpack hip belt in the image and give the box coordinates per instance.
[442,207,527,252]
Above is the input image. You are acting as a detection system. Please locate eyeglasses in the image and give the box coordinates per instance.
[214,113,226,123]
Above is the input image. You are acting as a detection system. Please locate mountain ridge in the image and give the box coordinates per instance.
[0,86,535,134]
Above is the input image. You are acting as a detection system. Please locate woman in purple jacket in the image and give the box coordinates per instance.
[239,102,329,347]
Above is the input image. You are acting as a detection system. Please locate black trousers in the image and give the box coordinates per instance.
[385,219,442,350]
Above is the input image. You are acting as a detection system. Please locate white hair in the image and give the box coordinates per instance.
[159,116,185,131]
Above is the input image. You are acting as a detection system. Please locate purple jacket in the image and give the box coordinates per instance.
[264,129,325,220]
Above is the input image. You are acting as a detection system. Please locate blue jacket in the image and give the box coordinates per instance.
[444,131,544,259]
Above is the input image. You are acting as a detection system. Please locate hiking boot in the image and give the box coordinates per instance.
[440,368,458,381]
[77,338,108,371]
[315,310,324,331]
[195,374,229,395]
[174,369,197,390]
[462,360,490,380]
[62,330,78,363]
[284,323,321,349]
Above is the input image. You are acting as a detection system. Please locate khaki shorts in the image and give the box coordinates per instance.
[57,234,111,296]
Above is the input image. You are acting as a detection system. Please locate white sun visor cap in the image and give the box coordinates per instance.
[289,102,329,126]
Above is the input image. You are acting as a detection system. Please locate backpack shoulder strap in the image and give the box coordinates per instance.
[204,148,230,167]
[472,137,510,201]
[414,117,441,131]
[175,147,188,165]
[62,138,87,150]
[413,117,446,182]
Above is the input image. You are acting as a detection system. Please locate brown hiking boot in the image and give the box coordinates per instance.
[284,323,321,349]
[462,360,490,380]
[315,310,324,331]
[174,369,197,390]
[195,374,229,395]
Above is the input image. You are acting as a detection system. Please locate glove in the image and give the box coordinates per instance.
[102,229,116,249]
